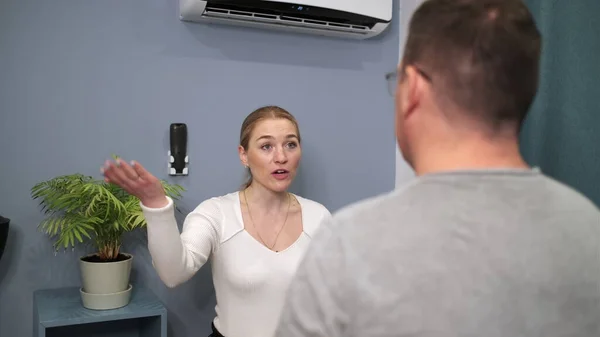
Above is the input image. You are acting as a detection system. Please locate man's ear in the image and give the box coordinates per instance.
[400,65,425,121]
[238,145,248,167]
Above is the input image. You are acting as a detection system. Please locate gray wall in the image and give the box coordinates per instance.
[0,0,399,336]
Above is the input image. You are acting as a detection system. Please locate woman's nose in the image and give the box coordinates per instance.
[274,147,288,163]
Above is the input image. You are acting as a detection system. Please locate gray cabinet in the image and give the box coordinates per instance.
[33,286,167,337]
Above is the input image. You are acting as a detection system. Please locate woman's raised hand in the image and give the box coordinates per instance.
[101,158,169,208]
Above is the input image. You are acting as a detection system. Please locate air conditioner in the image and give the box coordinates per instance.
[179,0,393,40]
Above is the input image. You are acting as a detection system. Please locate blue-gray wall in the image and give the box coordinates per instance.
[0,0,399,336]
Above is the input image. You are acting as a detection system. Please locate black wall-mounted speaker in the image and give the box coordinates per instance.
[169,123,189,175]
[0,215,9,262]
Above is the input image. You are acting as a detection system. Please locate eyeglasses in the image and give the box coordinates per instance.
[385,71,398,97]
[385,65,432,97]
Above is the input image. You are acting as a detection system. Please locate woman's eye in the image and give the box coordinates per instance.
[286,142,298,149]
[261,144,272,150]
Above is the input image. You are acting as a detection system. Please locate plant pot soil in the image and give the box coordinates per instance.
[81,253,131,263]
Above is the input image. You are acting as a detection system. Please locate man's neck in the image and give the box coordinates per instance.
[244,183,288,213]
[412,134,530,176]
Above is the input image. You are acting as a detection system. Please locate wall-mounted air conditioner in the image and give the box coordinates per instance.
[179,0,393,40]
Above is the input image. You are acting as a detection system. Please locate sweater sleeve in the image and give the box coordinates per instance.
[141,196,222,288]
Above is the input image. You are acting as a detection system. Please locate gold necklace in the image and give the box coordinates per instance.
[243,189,291,252]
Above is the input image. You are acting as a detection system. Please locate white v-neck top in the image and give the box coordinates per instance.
[141,191,331,337]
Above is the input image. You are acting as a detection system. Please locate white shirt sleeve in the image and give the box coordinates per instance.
[275,217,350,337]
[141,196,221,288]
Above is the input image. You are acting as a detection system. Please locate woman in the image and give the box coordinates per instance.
[101,106,331,337]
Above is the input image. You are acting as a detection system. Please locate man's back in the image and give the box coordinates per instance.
[277,169,600,337]
[273,1,599,336]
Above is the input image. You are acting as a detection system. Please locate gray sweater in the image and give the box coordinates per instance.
[275,169,600,337]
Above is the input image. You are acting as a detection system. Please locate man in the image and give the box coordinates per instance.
[275,0,600,336]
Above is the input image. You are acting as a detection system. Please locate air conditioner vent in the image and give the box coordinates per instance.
[203,4,372,35]
[179,0,392,40]
[206,1,381,26]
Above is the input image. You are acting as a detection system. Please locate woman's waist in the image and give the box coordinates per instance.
[212,310,281,337]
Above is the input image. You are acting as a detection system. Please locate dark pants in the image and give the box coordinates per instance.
[209,322,224,337]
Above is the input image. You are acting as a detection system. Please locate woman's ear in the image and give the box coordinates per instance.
[238,145,248,167]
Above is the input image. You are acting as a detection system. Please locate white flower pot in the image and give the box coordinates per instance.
[79,253,133,310]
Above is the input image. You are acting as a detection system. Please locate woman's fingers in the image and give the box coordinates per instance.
[117,158,141,181]
[101,159,132,190]
[131,160,153,181]
[100,158,160,199]
[101,161,121,184]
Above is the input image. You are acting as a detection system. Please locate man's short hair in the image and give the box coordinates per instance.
[402,0,542,133]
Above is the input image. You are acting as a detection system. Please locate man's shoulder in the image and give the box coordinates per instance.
[538,174,599,213]
[332,194,390,222]
[328,171,599,230]
[329,185,415,228]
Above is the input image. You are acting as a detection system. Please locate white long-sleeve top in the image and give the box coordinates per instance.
[140,191,331,337]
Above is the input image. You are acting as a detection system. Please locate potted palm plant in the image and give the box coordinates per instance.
[31,169,184,310]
